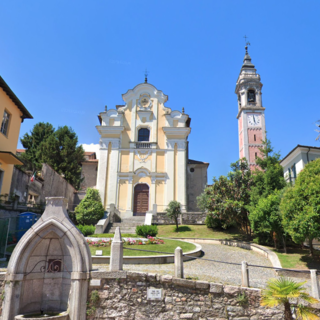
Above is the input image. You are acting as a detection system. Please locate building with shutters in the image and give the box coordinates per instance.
[0,76,33,196]
[94,80,208,217]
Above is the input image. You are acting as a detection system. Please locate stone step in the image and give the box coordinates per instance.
[108,227,137,234]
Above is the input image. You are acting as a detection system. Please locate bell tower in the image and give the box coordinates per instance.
[235,45,266,169]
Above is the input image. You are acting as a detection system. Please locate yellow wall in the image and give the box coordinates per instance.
[0,88,23,195]
[0,88,22,153]
[157,102,167,149]
[156,152,165,172]
[155,180,165,206]
[120,151,130,172]
[122,101,132,148]
[118,180,128,211]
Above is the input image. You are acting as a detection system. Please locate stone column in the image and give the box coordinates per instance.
[106,140,120,209]
[241,261,249,287]
[310,269,320,299]
[175,246,184,278]
[110,227,123,271]
[96,143,109,207]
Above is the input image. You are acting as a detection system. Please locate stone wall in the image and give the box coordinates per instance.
[80,161,98,191]
[0,273,5,317]
[153,212,206,225]
[87,271,287,320]
[10,164,76,210]
[10,167,44,202]
[187,162,208,212]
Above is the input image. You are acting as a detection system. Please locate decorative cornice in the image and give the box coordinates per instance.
[96,126,124,137]
[237,107,265,119]
[99,138,121,150]
[163,127,191,139]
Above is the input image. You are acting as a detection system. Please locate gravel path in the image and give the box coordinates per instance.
[94,242,276,289]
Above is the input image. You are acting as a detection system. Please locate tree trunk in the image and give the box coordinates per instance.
[175,217,179,232]
[309,237,314,257]
[284,302,293,320]
[282,234,287,254]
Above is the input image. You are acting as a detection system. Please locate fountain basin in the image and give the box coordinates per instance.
[15,311,68,319]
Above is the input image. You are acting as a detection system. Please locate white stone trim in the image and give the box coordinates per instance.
[135,149,152,162]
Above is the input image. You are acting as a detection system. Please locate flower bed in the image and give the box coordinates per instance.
[86,236,164,248]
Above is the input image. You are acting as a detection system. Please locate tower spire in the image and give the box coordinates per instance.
[144,69,148,83]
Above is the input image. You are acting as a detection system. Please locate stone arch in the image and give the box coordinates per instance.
[2,197,92,320]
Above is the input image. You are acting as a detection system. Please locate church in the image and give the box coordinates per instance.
[81,45,265,217]
[92,78,209,217]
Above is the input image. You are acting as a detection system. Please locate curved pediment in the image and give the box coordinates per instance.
[122,82,168,104]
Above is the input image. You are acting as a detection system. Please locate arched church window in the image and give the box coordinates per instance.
[138,128,150,142]
[247,89,256,103]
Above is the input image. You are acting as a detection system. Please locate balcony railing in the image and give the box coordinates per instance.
[130,142,157,149]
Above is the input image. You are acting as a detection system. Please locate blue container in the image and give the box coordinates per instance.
[17,212,40,241]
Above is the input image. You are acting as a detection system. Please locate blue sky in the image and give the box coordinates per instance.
[1,1,319,181]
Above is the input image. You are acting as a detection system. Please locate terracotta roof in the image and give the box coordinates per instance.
[16,149,26,153]
[84,151,95,155]
[0,76,33,119]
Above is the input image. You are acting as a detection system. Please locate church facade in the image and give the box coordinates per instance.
[95,81,208,217]
[236,46,266,169]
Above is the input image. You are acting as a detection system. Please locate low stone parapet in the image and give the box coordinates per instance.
[153,212,206,225]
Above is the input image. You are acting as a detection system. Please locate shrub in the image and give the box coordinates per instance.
[205,213,233,230]
[136,225,158,238]
[77,225,95,236]
[75,188,104,225]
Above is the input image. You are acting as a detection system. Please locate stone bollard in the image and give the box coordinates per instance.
[241,261,249,287]
[175,246,184,278]
[310,269,320,300]
[110,227,123,271]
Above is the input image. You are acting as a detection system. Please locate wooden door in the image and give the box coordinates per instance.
[133,184,149,216]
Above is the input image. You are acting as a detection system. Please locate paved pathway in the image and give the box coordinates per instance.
[94,242,276,288]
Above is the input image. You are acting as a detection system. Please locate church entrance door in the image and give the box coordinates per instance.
[133,184,149,216]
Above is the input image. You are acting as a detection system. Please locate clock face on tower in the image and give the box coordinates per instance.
[247,114,261,126]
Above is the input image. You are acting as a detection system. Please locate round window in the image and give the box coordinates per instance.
[190,168,195,173]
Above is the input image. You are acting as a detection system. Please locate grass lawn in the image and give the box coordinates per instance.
[157,225,246,240]
[273,248,320,270]
[89,239,196,256]
[90,233,137,238]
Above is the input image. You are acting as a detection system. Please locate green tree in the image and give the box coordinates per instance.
[280,159,320,256]
[165,201,182,232]
[40,126,85,189]
[20,122,55,172]
[261,277,318,320]
[249,138,286,206]
[197,159,253,236]
[249,189,286,250]
[75,188,104,225]
[19,123,84,189]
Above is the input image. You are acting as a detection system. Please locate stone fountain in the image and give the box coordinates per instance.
[2,197,92,320]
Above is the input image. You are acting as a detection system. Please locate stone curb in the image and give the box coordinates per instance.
[91,239,202,264]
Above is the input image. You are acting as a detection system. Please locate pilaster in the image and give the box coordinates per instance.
[106,140,120,209]
[166,141,175,204]
[96,146,109,207]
